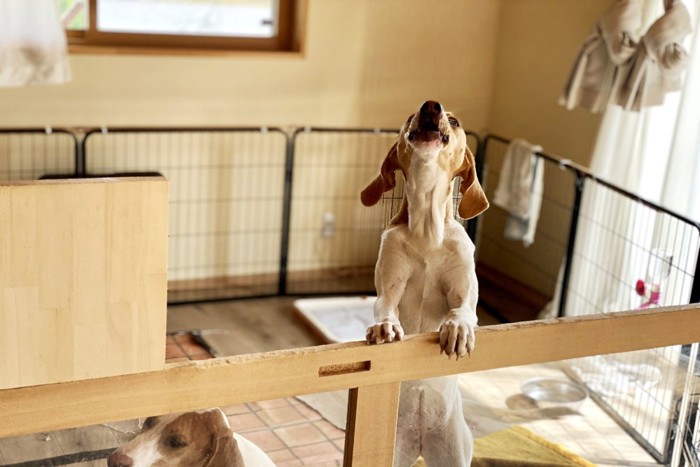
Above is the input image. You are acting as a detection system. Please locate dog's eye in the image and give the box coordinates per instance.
[166,435,188,449]
[141,417,157,431]
[448,116,460,127]
[441,134,450,144]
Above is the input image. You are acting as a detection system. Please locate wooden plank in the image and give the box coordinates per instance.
[0,177,168,390]
[344,383,400,466]
[0,304,699,437]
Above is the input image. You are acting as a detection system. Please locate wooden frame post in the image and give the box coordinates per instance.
[344,382,401,466]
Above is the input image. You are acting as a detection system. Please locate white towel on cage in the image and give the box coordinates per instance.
[0,0,71,87]
[493,139,544,247]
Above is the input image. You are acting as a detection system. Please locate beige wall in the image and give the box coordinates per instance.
[487,0,609,164]
[478,0,611,295]
[0,0,501,130]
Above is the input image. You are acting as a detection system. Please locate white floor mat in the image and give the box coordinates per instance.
[294,296,376,343]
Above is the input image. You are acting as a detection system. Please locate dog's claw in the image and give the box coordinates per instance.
[366,320,404,346]
[438,317,475,360]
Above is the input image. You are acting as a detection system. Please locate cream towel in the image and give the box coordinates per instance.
[493,139,544,247]
[0,0,71,87]
[615,0,692,111]
[559,0,642,113]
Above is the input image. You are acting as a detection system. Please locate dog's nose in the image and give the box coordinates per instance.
[107,452,134,467]
[420,100,442,114]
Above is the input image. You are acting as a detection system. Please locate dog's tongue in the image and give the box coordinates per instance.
[412,130,441,143]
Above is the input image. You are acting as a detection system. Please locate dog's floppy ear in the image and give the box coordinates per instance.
[206,434,244,467]
[361,143,400,207]
[202,411,245,467]
[455,145,489,220]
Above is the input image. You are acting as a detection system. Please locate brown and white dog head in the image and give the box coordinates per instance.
[361,100,488,222]
[107,409,244,467]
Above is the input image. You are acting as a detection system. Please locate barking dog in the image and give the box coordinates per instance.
[107,408,274,467]
[361,100,488,466]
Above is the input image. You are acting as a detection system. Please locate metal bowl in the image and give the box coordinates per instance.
[521,377,588,409]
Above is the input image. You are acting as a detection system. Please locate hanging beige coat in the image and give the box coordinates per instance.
[615,0,692,111]
[559,0,642,113]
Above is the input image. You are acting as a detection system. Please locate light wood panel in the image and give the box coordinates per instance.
[1,304,699,438]
[0,177,168,389]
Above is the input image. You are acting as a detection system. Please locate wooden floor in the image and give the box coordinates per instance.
[168,296,503,355]
[168,297,325,353]
[165,259,546,342]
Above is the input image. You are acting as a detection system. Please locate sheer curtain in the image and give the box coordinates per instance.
[0,0,71,86]
[662,6,700,222]
[560,0,700,319]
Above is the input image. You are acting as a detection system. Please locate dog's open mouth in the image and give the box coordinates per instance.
[408,113,449,144]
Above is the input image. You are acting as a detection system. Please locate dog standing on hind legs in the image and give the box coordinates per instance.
[361,100,489,466]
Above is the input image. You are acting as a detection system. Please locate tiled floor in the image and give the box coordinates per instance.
[462,363,661,466]
[166,331,215,361]
[220,399,344,466]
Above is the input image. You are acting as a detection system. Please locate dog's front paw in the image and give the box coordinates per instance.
[439,316,476,359]
[366,318,404,345]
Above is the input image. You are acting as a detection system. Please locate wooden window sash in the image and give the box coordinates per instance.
[65,0,302,54]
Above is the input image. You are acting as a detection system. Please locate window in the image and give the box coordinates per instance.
[57,0,303,53]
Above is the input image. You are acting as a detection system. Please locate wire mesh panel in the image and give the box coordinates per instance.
[672,342,699,466]
[564,176,700,463]
[0,129,78,181]
[479,134,700,465]
[286,128,398,294]
[84,128,288,303]
[566,179,699,315]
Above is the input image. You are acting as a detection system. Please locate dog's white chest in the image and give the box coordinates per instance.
[388,220,474,335]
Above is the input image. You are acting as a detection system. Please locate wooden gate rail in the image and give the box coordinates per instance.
[1,304,699,466]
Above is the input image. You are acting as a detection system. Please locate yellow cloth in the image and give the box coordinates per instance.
[412,425,595,467]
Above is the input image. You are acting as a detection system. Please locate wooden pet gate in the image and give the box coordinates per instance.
[0,304,698,466]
